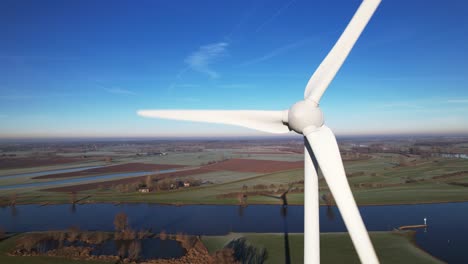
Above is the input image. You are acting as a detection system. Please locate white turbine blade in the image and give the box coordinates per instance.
[138,109,289,134]
[304,141,320,264]
[304,0,381,103]
[305,126,379,264]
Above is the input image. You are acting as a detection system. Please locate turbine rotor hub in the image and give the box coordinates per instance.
[287,99,324,134]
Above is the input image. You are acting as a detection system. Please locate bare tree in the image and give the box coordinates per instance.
[118,244,126,259]
[322,192,335,207]
[58,232,66,248]
[159,230,167,240]
[137,230,148,239]
[237,193,247,206]
[70,192,77,204]
[114,212,128,232]
[17,235,38,253]
[128,240,141,261]
[67,226,80,242]
[157,179,172,190]
[145,175,153,188]
[95,232,108,244]
[121,228,136,240]
[10,192,17,206]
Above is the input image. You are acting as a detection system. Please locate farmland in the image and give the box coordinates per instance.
[0,136,467,264]
[0,136,468,206]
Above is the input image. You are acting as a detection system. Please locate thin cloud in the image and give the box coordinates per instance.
[218,84,254,89]
[375,97,468,111]
[256,0,297,32]
[225,2,259,41]
[0,95,37,100]
[180,97,201,102]
[0,55,78,61]
[240,39,310,66]
[103,87,136,95]
[378,102,423,109]
[185,42,228,78]
[447,99,468,103]
[0,93,70,100]
[166,83,200,94]
[175,84,201,88]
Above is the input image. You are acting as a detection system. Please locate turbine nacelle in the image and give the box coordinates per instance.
[287,99,324,134]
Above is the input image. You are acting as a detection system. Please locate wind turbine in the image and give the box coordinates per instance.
[138,0,381,263]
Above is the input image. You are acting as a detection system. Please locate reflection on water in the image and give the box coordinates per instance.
[92,238,185,259]
[326,206,335,220]
[33,238,185,260]
[282,205,291,264]
[1,203,468,263]
[238,205,246,217]
[10,205,18,218]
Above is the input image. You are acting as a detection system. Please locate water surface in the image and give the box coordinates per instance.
[1,202,466,263]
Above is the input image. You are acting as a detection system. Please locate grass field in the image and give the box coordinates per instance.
[0,231,442,264]
[2,150,468,206]
[201,231,443,264]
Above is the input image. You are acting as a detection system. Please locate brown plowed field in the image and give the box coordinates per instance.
[42,159,302,192]
[204,158,302,173]
[43,168,212,192]
[33,163,185,180]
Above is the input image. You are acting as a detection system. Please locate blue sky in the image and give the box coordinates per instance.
[1,0,468,138]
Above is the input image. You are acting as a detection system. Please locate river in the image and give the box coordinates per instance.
[1,202,467,262]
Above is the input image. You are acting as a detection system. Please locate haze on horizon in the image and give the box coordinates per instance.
[1,0,468,139]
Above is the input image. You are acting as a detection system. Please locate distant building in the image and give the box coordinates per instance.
[138,187,151,193]
[145,152,168,156]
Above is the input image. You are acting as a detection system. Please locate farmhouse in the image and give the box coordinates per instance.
[138,187,151,193]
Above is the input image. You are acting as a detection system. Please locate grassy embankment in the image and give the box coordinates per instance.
[202,231,443,264]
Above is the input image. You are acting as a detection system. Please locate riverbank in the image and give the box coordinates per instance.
[0,231,443,264]
[4,187,468,207]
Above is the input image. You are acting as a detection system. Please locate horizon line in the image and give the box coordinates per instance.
[1,132,468,143]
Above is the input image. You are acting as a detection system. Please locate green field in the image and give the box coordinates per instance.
[201,232,443,264]
[2,150,468,206]
[0,231,442,264]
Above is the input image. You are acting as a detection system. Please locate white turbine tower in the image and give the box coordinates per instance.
[138,0,381,263]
